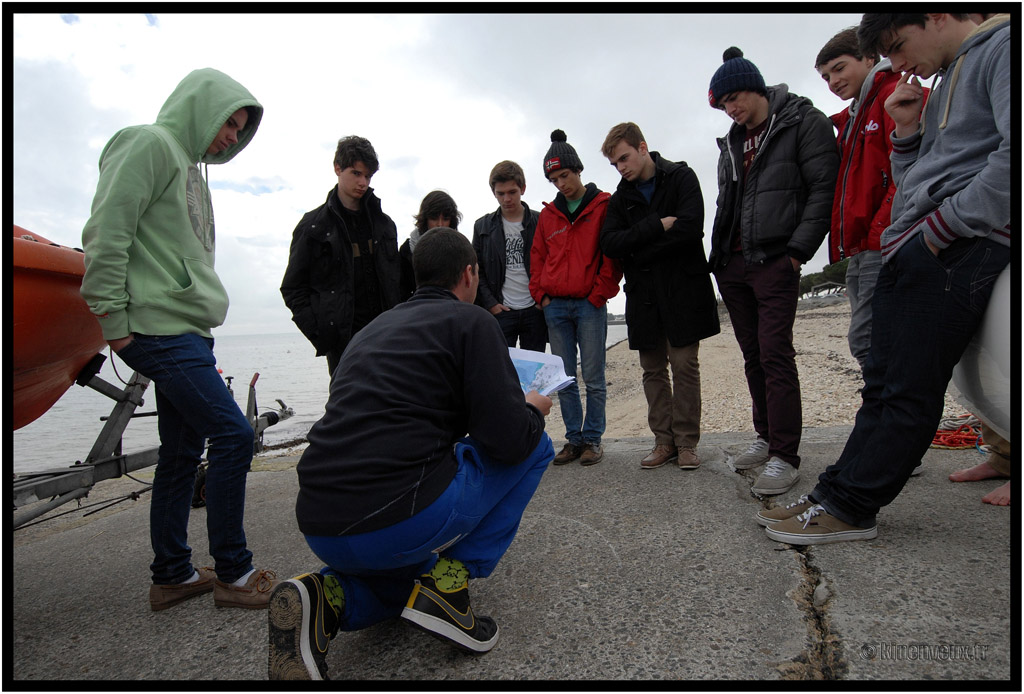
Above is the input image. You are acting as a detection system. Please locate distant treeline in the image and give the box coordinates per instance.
[800,258,850,297]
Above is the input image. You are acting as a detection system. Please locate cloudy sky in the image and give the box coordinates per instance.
[13,11,864,336]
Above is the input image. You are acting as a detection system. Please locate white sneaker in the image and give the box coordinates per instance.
[751,457,800,496]
[733,438,770,470]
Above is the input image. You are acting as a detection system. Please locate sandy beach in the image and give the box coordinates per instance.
[547,294,966,448]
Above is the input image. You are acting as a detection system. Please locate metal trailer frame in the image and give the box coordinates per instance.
[12,353,292,529]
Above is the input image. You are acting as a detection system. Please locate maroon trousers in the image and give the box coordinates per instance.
[714,253,803,467]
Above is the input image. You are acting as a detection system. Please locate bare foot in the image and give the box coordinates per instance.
[982,481,1011,506]
[949,460,1009,483]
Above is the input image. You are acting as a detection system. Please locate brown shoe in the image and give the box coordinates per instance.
[150,566,217,611]
[765,504,877,545]
[214,569,280,609]
[677,447,701,470]
[580,444,604,466]
[640,444,676,469]
[553,443,583,465]
[756,494,813,527]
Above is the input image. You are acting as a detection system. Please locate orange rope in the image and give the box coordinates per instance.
[931,414,982,449]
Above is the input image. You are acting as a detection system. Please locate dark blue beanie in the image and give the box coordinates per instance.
[708,47,766,108]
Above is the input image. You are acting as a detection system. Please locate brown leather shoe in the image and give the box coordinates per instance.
[213,569,280,609]
[553,443,583,465]
[579,444,604,466]
[640,444,676,469]
[149,566,216,612]
[677,447,701,470]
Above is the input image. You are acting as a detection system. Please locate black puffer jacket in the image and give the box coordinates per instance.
[709,84,839,271]
[471,203,539,311]
[601,152,720,350]
[280,187,400,355]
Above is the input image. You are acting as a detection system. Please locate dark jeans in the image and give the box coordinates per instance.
[813,235,1010,526]
[304,434,554,631]
[117,333,255,584]
[715,253,802,466]
[495,306,548,352]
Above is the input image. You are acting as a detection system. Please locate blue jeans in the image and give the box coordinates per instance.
[495,306,548,352]
[116,333,255,584]
[304,434,553,631]
[813,236,1010,526]
[542,298,608,446]
[845,250,883,371]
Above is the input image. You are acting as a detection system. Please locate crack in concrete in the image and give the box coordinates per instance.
[775,547,849,680]
[730,456,849,681]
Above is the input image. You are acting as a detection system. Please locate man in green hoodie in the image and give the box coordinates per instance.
[80,68,279,611]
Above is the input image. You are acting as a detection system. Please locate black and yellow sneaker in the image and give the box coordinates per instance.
[401,576,499,653]
[268,573,340,680]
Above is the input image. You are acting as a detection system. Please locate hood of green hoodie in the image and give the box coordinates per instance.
[155,67,263,165]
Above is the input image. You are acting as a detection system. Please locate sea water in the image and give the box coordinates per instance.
[13,325,629,474]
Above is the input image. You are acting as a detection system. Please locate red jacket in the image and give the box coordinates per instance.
[828,68,912,263]
[530,184,622,308]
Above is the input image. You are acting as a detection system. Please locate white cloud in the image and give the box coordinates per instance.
[13,11,864,335]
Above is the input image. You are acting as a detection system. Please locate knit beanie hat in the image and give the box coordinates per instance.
[708,47,766,108]
[543,129,583,177]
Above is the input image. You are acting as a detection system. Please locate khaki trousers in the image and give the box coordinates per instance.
[638,339,701,450]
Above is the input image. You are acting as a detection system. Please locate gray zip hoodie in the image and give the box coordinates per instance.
[882,15,1011,260]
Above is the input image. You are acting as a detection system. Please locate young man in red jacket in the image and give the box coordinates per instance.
[816,27,908,372]
[530,130,622,466]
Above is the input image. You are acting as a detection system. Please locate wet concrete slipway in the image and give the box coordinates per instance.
[10,427,1016,685]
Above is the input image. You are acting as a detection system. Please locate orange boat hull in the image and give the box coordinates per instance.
[12,225,106,430]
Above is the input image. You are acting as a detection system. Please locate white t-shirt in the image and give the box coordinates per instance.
[501,219,534,309]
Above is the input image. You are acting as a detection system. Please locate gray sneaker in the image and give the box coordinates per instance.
[751,457,800,496]
[732,438,770,470]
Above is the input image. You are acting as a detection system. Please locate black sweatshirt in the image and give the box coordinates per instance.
[295,285,546,536]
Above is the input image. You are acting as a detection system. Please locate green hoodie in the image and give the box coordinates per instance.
[81,68,263,340]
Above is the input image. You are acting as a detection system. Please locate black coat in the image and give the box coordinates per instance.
[709,84,839,270]
[399,235,416,302]
[601,152,720,350]
[280,187,401,355]
[471,202,539,310]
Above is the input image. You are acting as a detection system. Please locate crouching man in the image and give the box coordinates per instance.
[268,227,555,680]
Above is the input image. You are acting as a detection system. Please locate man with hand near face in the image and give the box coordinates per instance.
[763,14,1011,544]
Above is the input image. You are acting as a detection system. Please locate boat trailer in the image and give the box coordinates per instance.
[12,352,293,530]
